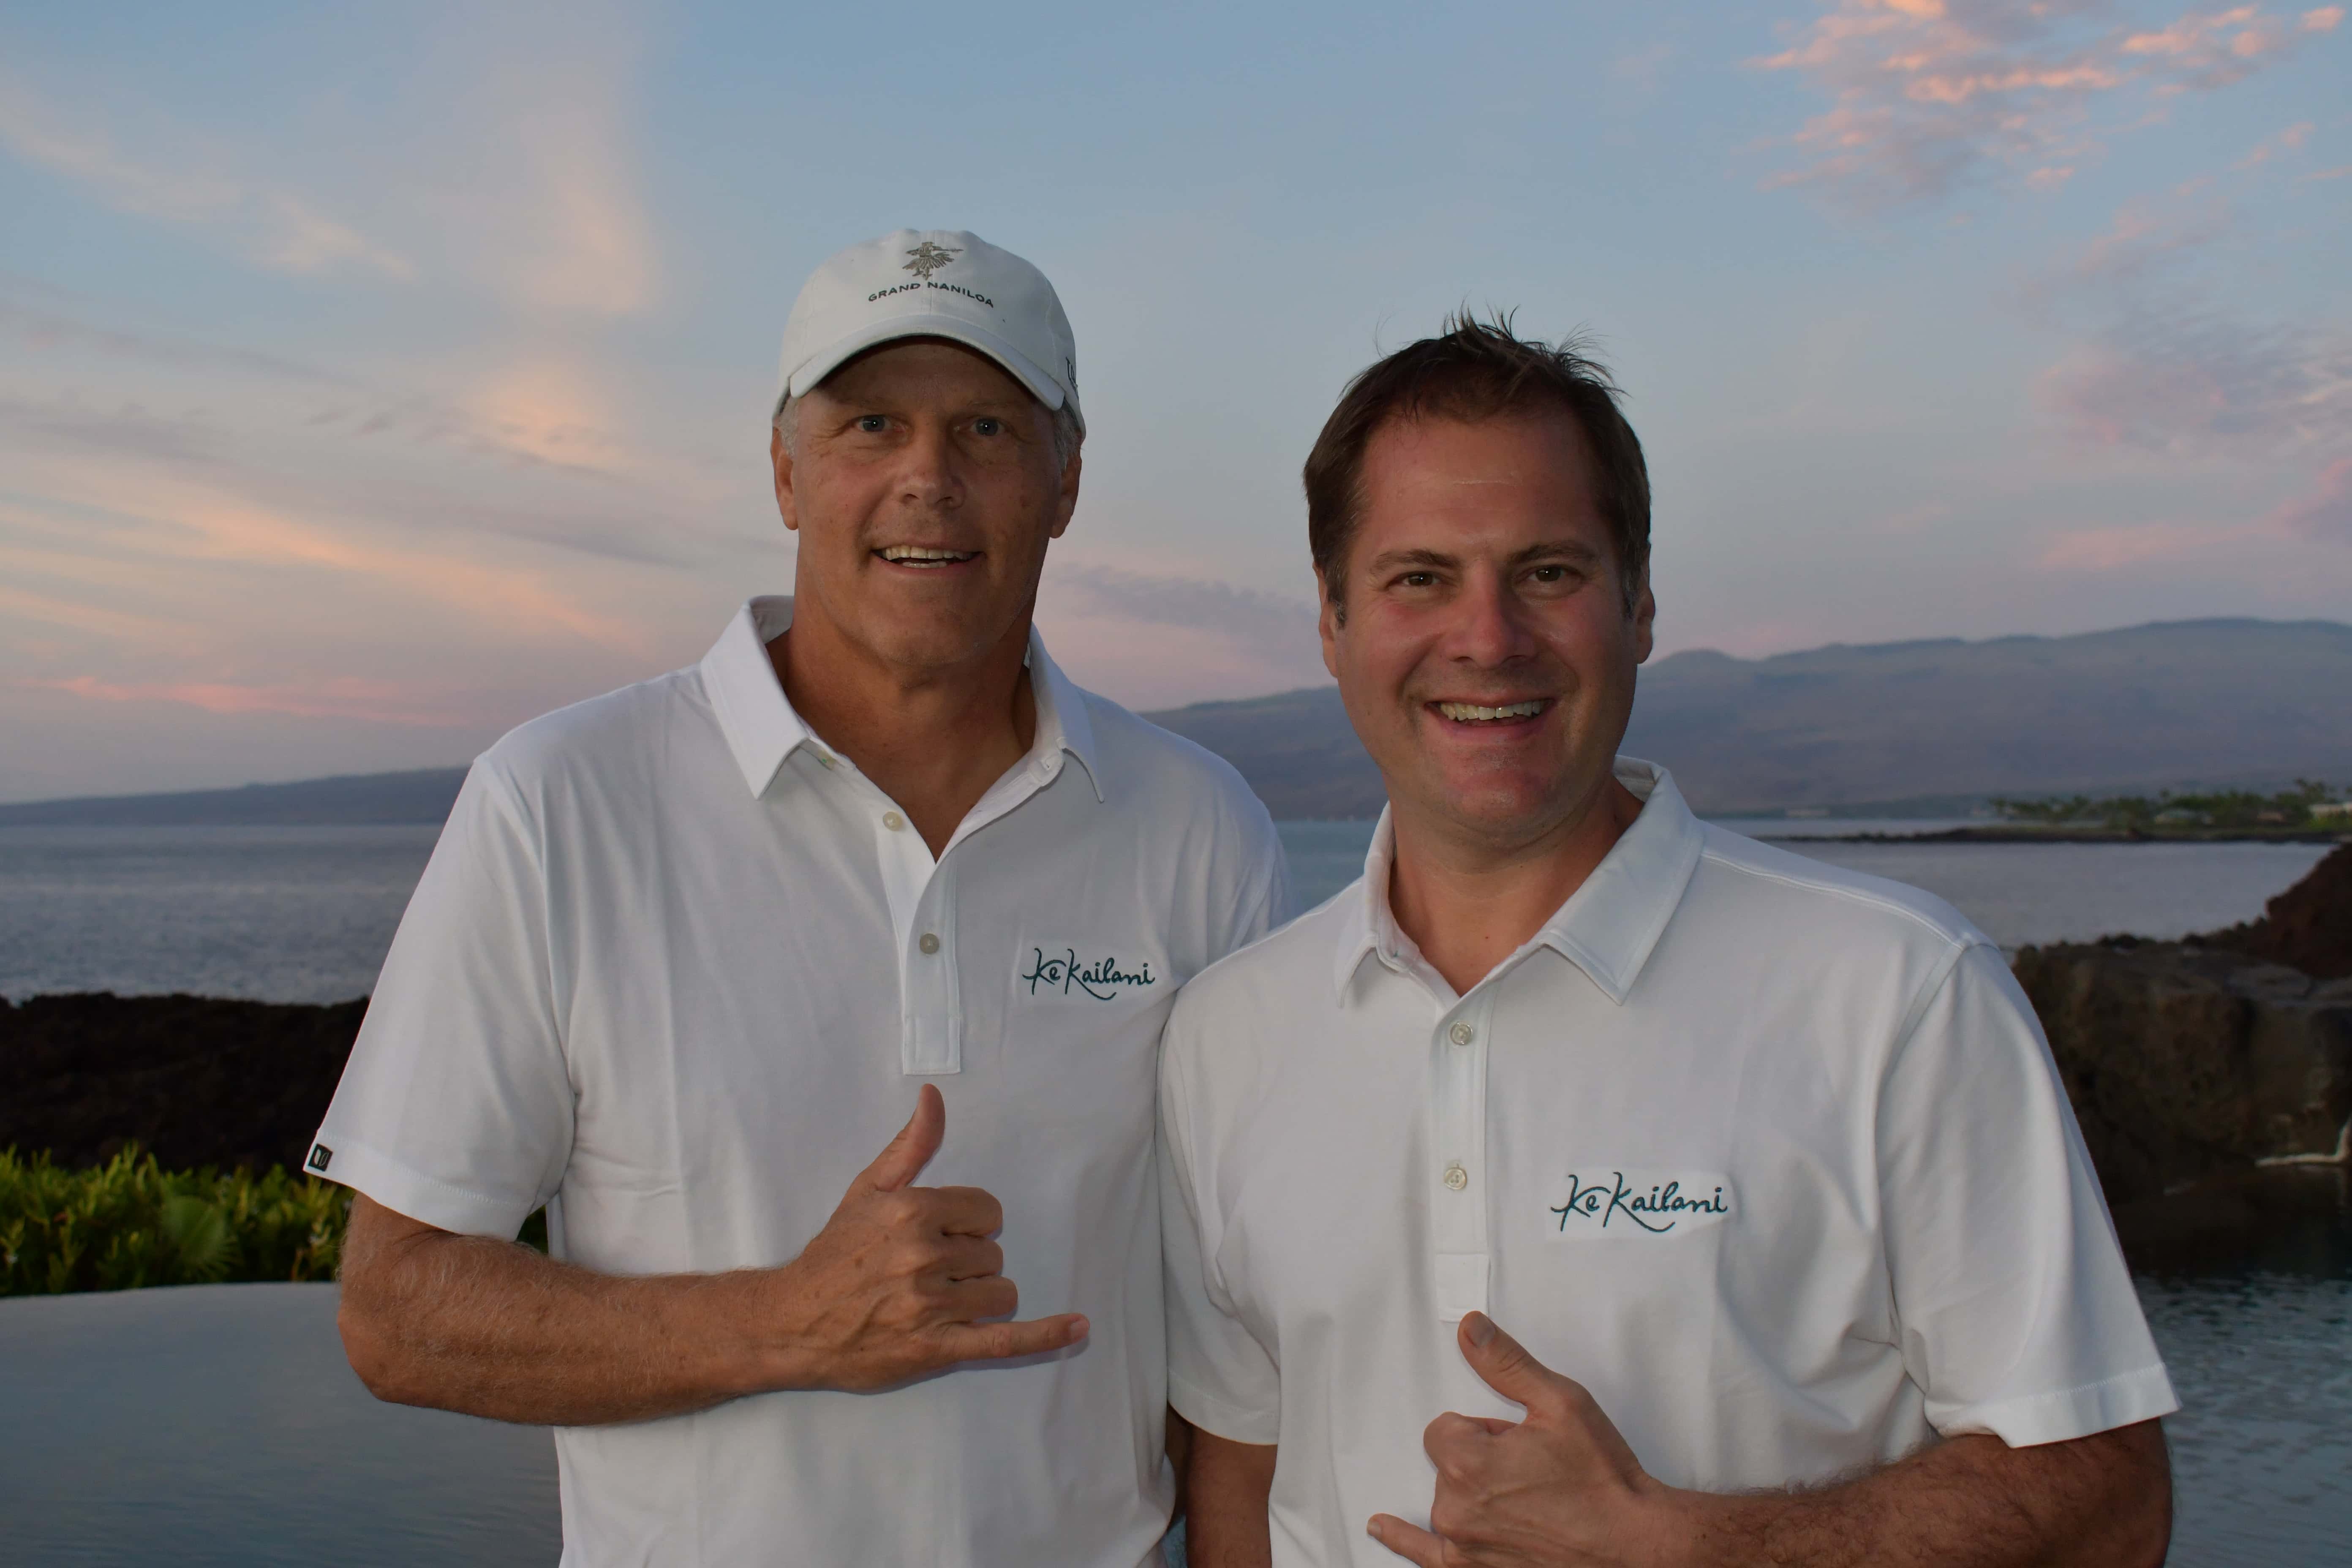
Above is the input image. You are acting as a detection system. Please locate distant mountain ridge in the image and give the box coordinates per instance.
[0,769,467,827]
[5,618,2347,824]
[1145,617,2352,818]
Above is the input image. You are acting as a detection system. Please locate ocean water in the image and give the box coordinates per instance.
[0,821,2330,1003]
[0,820,2344,1563]
[0,825,440,1004]
[1276,819,2330,948]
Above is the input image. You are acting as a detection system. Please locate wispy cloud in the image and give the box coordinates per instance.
[2270,456,2352,539]
[0,76,415,280]
[2039,517,2247,567]
[2038,310,2352,458]
[20,675,492,728]
[1752,2,2344,208]
[1035,561,1326,708]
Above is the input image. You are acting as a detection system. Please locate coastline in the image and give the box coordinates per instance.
[1760,826,2352,845]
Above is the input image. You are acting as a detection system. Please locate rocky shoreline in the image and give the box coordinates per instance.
[2014,845,2351,1266]
[1795,827,2351,844]
[0,993,364,1173]
[5,850,2347,1270]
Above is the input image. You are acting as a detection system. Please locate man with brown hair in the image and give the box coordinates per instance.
[1160,316,2175,1566]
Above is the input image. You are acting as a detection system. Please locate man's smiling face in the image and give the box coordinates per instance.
[1319,409,1653,855]
[773,338,1078,674]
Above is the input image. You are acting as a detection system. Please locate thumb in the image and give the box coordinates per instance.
[860,1083,945,1193]
[1458,1312,1566,1412]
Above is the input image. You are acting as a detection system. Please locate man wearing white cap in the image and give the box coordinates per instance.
[315,230,1288,1565]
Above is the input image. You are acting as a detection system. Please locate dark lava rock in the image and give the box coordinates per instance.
[2014,944,2352,1205]
[2198,842,2352,980]
[2014,847,2352,1208]
[0,992,365,1171]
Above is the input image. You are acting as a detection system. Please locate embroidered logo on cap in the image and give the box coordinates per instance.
[306,1143,334,1173]
[1018,942,1158,1001]
[904,241,961,280]
[1547,1169,1733,1238]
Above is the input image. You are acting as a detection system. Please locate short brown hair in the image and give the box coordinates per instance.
[1303,313,1650,616]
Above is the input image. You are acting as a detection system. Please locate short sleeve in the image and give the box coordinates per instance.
[1877,942,2178,1446]
[1211,795,1292,967]
[309,757,574,1238]
[1159,1023,1283,1444]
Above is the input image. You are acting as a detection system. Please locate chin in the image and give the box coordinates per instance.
[864,612,1009,670]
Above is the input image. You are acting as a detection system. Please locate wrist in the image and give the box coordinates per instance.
[676,1266,816,1400]
[1638,1479,1730,1568]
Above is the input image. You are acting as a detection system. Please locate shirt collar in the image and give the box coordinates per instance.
[699,596,1103,802]
[1331,757,1705,1007]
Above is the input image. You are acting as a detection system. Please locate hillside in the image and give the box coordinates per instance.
[0,768,467,827]
[4,618,2347,823]
[1145,618,2352,817]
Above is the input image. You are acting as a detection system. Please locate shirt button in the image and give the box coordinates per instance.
[1442,1163,1469,1192]
[1448,1022,1475,1047]
[918,933,940,955]
[882,811,905,831]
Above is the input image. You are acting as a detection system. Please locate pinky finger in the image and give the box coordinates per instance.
[1367,1514,1448,1566]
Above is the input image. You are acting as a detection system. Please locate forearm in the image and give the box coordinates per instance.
[338,1212,778,1425]
[1184,1425,1277,1567]
[1680,1422,2171,1568]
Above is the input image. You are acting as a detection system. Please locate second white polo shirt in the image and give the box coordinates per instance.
[312,596,1290,1568]
[1160,760,2174,1566]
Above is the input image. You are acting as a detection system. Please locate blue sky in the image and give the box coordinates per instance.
[2,0,2346,800]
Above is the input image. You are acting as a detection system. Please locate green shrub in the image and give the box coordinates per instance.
[0,1145,349,1297]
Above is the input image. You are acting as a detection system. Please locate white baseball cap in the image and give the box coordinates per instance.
[776,229,1081,431]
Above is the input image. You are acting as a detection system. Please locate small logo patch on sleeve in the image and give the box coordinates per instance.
[306,1143,334,1173]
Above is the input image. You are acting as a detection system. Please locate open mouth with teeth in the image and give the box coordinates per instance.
[877,545,978,569]
[1431,699,1551,725]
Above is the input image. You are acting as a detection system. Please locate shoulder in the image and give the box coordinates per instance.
[470,666,707,808]
[1685,822,1984,956]
[1168,888,1354,1041]
[1077,689,1277,838]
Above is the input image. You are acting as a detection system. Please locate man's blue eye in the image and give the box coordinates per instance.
[858,416,886,432]
[974,418,1002,436]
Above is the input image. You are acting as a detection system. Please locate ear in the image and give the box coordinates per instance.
[1316,571,1343,681]
[1047,445,1082,541]
[771,426,800,534]
[1630,574,1655,665]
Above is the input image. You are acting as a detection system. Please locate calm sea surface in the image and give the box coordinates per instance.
[0,820,2344,1564]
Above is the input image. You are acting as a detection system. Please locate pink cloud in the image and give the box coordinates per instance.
[2038,520,2243,570]
[1752,2,2344,207]
[25,675,490,727]
[2270,457,2352,539]
[0,79,414,280]
[2036,313,2352,459]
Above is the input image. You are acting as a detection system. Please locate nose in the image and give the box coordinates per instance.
[1443,568,1537,670]
[895,420,964,512]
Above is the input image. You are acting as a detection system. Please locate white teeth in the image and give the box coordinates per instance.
[1436,700,1546,722]
[880,546,974,564]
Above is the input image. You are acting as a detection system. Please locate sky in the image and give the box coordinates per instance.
[1,0,2347,803]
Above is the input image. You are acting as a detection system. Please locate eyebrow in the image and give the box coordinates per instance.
[1362,540,1603,576]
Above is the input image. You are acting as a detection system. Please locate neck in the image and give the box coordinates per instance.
[769,598,1037,857]
[1386,773,1645,996]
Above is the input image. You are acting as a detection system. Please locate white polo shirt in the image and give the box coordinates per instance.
[1160,760,2175,1565]
[313,597,1288,1568]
